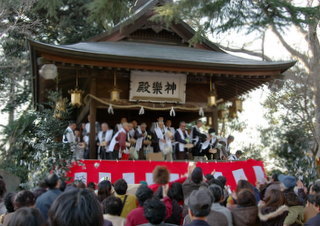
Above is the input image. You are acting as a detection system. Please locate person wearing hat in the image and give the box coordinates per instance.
[185,188,211,226]
[228,150,243,161]
[278,175,304,226]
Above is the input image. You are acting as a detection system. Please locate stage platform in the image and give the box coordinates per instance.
[67,159,266,190]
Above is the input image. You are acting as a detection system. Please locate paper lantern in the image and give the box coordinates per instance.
[208,92,217,107]
[39,64,58,80]
[110,88,122,102]
[69,88,84,107]
[234,98,243,112]
[228,106,237,119]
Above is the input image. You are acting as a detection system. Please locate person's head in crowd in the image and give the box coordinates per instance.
[271,173,279,182]
[165,120,172,128]
[236,180,253,193]
[235,150,243,159]
[132,120,138,128]
[179,121,186,131]
[114,179,128,195]
[101,123,109,132]
[311,181,320,194]
[208,178,224,189]
[74,180,86,189]
[140,122,147,132]
[33,181,47,199]
[157,117,164,123]
[7,207,45,226]
[153,166,169,185]
[87,182,96,192]
[306,194,316,207]
[205,174,214,182]
[103,196,123,216]
[68,121,77,131]
[128,123,133,131]
[58,179,66,192]
[158,120,164,129]
[236,189,256,208]
[168,182,184,203]
[0,179,6,199]
[208,128,216,136]
[14,190,36,210]
[65,183,77,192]
[136,185,153,207]
[208,184,223,203]
[4,192,15,213]
[217,175,227,187]
[278,174,297,191]
[313,194,320,212]
[48,189,104,226]
[74,128,81,137]
[196,120,203,128]
[143,198,166,225]
[45,173,60,190]
[120,117,127,124]
[227,135,234,144]
[264,189,285,207]
[188,189,212,221]
[191,167,203,184]
[97,180,112,202]
[284,191,301,206]
[122,122,129,132]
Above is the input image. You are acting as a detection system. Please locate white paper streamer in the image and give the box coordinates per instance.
[199,107,204,117]
[108,104,114,114]
[139,106,145,115]
[170,107,176,117]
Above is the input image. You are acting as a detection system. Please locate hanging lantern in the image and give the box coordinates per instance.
[207,77,217,107]
[54,97,68,119]
[69,71,84,107]
[69,88,84,107]
[39,64,58,80]
[109,71,122,102]
[228,106,237,119]
[234,98,243,112]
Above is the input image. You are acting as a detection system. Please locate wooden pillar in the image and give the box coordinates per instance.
[89,77,97,159]
[212,106,218,133]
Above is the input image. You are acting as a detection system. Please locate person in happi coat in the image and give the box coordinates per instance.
[108,122,130,160]
[134,122,150,160]
[174,121,190,160]
[150,116,164,133]
[115,117,127,132]
[190,120,207,161]
[84,114,100,136]
[201,128,219,160]
[97,123,113,160]
[74,128,85,160]
[62,121,77,156]
[153,120,173,161]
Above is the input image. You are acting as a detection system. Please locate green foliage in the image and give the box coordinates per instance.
[0,92,73,188]
[260,69,318,182]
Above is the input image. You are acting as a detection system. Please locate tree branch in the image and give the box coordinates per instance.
[214,43,273,62]
[271,24,310,70]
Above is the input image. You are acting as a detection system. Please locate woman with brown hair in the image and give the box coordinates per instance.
[259,189,289,226]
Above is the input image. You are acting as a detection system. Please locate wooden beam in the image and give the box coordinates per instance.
[89,76,97,159]
[76,101,90,124]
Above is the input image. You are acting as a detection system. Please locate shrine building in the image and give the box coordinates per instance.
[28,0,295,158]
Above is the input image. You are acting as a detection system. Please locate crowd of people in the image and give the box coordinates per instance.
[63,116,239,161]
[0,163,319,226]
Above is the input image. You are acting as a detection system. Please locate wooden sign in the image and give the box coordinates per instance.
[129,71,186,103]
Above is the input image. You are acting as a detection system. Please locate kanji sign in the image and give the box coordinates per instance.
[130,71,186,103]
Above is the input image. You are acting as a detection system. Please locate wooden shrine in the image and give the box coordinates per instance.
[28,0,295,158]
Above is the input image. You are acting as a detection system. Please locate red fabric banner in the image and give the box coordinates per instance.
[67,159,266,191]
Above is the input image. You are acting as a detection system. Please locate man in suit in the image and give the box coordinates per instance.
[305,194,320,226]
[190,120,207,161]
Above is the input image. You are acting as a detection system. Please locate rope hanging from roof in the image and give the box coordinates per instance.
[84,94,206,114]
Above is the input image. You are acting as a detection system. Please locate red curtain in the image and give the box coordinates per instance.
[67,159,266,191]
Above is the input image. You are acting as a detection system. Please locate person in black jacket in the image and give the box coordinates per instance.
[190,120,207,161]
